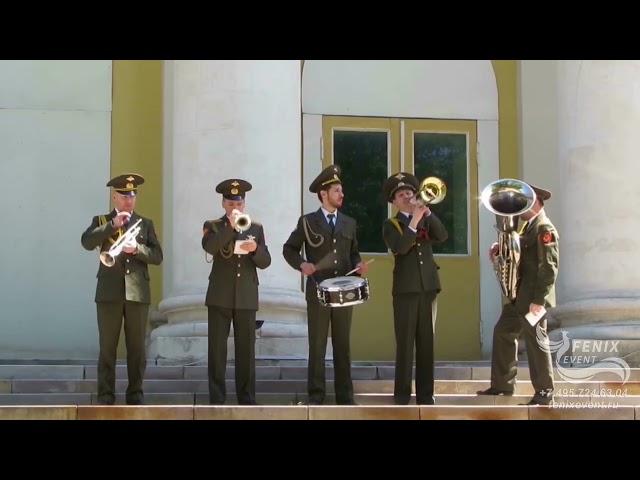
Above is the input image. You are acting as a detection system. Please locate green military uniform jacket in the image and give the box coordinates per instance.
[202,215,271,310]
[513,211,559,315]
[81,210,163,304]
[283,209,362,302]
[382,211,448,295]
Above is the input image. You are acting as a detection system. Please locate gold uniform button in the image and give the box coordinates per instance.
[420,261,423,265]
[333,249,337,253]
[126,269,130,274]
[333,239,336,243]
[237,273,241,277]
[334,260,338,264]
[237,255,241,258]
[237,264,241,267]
[418,252,422,256]
[334,271,338,275]
[126,259,130,263]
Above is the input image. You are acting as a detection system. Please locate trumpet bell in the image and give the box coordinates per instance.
[99,251,116,267]
[418,176,447,205]
[231,209,252,233]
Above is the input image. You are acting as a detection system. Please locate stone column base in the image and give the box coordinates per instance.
[548,298,640,367]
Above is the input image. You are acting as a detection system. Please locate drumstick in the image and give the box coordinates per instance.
[345,259,375,276]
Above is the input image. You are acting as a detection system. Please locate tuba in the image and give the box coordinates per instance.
[100,218,143,267]
[232,209,251,233]
[480,179,536,301]
[415,176,447,205]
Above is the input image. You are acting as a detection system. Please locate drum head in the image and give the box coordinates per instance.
[318,276,366,291]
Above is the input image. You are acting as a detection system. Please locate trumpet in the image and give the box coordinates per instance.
[231,209,251,233]
[99,218,142,267]
[413,176,447,206]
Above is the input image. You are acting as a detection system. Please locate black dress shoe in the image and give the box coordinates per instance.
[337,399,358,406]
[477,387,514,396]
[417,396,435,405]
[97,396,115,406]
[307,398,324,405]
[522,390,553,405]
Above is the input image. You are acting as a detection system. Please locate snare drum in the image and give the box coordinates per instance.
[316,276,370,307]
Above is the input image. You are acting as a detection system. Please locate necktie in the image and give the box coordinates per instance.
[327,213,335,232]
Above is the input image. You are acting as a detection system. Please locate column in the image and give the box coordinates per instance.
[551,60,640,365]
[148,60,308,364]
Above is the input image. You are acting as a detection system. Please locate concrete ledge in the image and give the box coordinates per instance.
[77,406,193,420]
[1,404,637,420]
[420,406,529,420]
[0,406,77,420]
[308,406,420,420]
[195,405,307,420]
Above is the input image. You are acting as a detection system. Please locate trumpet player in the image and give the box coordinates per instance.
[382,172,448,405]
[202,178,271,405]
[81,174,163,405]
[477,183,559,405]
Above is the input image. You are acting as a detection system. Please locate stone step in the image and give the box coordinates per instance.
[0,405,638,420]
[0,393,93,405]
[1,391,638,407]
[8,379,640,396]
[83,365,184,380]
[0,365,85,380]
[4,363,639,382]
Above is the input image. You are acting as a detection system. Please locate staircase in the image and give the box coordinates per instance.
[0,360,638,419]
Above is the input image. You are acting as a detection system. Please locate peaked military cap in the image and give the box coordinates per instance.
[382,172,419,202]
[216,178,252,200]
[528,183,552,201]
[309,165,342,193]
[107,173,145,197]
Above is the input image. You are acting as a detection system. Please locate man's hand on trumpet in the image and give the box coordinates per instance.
[228,209,241,231]
[122,237,138,254]
[409,198,430,230]
[111,211,131,229]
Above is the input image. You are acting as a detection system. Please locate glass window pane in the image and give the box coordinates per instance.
[333,130,388,253]
[414,132,468,255]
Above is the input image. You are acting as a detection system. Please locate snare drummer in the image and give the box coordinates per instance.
[382,173,448,405]
[283,165,368,405]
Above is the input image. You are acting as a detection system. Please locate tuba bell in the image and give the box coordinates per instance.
[415,176,447,206]
[480,179,536,301]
